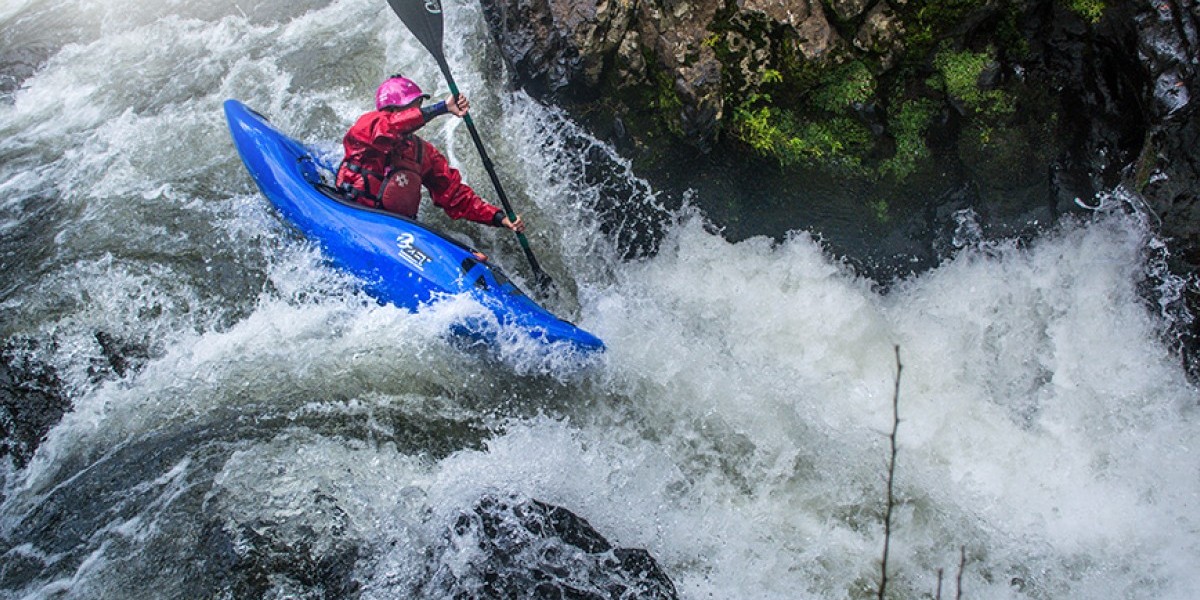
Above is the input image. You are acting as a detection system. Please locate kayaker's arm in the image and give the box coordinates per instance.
[420,94,469,122]
[371,106,426,143]
[367,97,463,148]
[423,140,509,226]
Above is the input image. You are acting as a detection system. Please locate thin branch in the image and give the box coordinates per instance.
[935,568,944,600]
[877,345,903,600]
[955,545,967,600]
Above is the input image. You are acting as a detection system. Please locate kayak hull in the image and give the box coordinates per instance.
[223,99,603,353]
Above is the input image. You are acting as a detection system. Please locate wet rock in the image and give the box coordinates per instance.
[480,0,727,146]
[737,0,839,59]
[422,493,679,599]
[1122,0,1200,373]
[1135,0,1198,122]
[88,331,151,382]
[853,2,905,69]
[828,0,871,21]
[204,494,363,599]
[476,0,1190,207]
[480,0,639,97]
[0,338,71,470]
[1132,0,1200,229]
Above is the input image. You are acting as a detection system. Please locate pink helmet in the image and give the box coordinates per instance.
[375,75,429,110]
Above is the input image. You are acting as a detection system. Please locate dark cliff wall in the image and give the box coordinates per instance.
[478,0,1195,210]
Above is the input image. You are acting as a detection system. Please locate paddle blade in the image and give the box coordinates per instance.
[533,269,558,300]
[386,0,445,60]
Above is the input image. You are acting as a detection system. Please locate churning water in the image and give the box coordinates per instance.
[2,0,1198,598]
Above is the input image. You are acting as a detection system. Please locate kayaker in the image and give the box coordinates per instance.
[336,75,525,233]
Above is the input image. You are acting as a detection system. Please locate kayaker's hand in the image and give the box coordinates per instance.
[447,94,469,117]
[501,214,526,233]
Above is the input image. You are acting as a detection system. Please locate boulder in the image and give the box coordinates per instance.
[1,338,71,470]
[421,493,679,599]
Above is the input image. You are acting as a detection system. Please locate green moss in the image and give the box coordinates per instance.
[730,94,869,169]
[1066,0,1106,23]
[707,0,1039,182]
[812,61,876,113]
[1132,135,1157,192]
[653,70,685,136]
[906,0,991,54]
[732,96,782,155]
[794,118,871,164]
[936,49,988,104]
[881,98,937,179]
[871,199,891,223]
[932,47,1015,117]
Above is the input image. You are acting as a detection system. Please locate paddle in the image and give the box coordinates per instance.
[385,0,556,296]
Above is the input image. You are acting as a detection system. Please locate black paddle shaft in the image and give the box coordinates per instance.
[385,0,554,293]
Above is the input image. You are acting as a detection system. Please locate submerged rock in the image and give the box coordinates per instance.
[0,338,71,471]
[203,497,363,599]
[422,493,679,599]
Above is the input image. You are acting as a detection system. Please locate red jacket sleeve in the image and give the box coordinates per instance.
[421,140,504,225]
[364,107,426,148]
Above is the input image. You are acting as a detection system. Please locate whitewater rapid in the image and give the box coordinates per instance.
[1,0,1198,598]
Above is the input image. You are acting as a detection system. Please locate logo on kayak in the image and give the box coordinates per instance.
[395,233,431,270]
[425,0,442,14]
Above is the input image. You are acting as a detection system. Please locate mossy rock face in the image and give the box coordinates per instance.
[496,0,1113,207]
[478,0,1198,243]
[477,0,1172,186]
[693,0,1016,180]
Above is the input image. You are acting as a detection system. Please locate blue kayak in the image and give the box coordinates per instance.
[223,99,604,353]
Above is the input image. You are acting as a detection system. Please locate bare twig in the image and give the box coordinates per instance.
[935,568,944,600]
[877,345,902,600]
[955,545,967,600]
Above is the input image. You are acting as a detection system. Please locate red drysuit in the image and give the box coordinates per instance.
[335,107,503,225]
